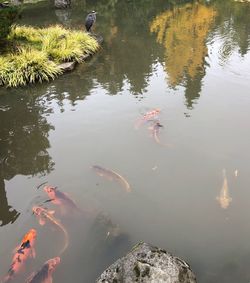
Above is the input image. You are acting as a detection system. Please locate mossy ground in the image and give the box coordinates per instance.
[0,25,99,87]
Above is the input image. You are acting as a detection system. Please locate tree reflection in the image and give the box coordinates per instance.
[0,93,54,226]
[213,0,250,61]
[0,177,20,226]
[81,0,164,95]
[150,3,216,108]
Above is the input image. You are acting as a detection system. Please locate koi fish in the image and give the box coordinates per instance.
[26,257,60,283]
[43,186,80,212]
[92,165,131,192]
[134,109,160,129]
[32,206,68,255]
[3,229,37,283]
[149,120,172,147]
[216,169,232,209]
[234,170,238,178]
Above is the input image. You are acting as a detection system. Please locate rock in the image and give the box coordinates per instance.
[55,9,71,26]
[58,61,75,72]
[96,242,196,283]
[54,0,70,9]
[91,34,104,45]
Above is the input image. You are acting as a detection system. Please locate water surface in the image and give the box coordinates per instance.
[1,0,250,282]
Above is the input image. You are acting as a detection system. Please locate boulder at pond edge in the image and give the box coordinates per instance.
[96,242,196,283]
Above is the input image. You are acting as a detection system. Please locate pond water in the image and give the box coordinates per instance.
[1,0,250,282]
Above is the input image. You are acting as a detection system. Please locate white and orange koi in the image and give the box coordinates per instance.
[216,169,232,209]
[148,120,172,147]
[134,108,160,129]
[32,206,68,255]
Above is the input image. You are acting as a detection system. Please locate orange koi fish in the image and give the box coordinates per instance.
[43,186,79,212]
[92,165,131,192]
[3,229,37,283]
[32,206,68,255]
[134,108,160,129]
[26,257,60,283]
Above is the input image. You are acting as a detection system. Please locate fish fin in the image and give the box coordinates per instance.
[63,192,71,198]
[39,218,46,226]
[48,210,55,215]
[31,248,36,258]
[26,272,35,283]
[134,119,143,129]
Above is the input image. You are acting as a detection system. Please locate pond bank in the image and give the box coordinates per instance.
[0,25,101,87]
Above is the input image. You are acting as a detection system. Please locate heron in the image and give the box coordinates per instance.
[85,11,97,32]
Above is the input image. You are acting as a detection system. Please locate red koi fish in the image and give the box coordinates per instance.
[3,229,37,283]
[32,206,68,255]
[134,109,160,129]
[43,186,79,212]
[26,257,60,283]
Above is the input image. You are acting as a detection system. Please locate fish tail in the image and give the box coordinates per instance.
[2,273,12,283]
[113,171,131,192]
[134,119,143,129]
[57,223,69,255]
[154,132,172,148]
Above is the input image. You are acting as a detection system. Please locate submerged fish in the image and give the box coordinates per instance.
[149,120,172,147]
[43,186,80,212]
[92,165,131,192]
[32,206,68,255]
[3,229,37,283]
[26,257,60,283]
[134,108,160,129]
[216,169,232,209]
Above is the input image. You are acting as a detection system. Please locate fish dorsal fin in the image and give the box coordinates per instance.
[26,272,36,283]
[39,218,46,226]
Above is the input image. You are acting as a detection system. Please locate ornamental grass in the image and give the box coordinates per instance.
[0,25,99,87]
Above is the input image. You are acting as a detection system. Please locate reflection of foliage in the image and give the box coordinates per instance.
[0,95,54,179]
[0,178,20,226]
[150,3,216,87]
[0,6,19,43]
[0,93,54,226]
[213,0,250,59]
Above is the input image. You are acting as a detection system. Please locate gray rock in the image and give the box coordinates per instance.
[96,242,196,283]
[55,9,72,26]
[54,0,70,9]
[58,61,76,72]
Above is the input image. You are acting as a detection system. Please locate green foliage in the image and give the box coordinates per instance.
[9,25,99,62]
[0,48,62,87]
[0,7,19,42]
[40,26,99,62]
[1,25,99,87]
[9,25,42,43]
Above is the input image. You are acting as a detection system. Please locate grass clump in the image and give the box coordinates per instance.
[41,27,99,62]
[0,48,62,87]
[0,25,99,87]
[9,25,43,43]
